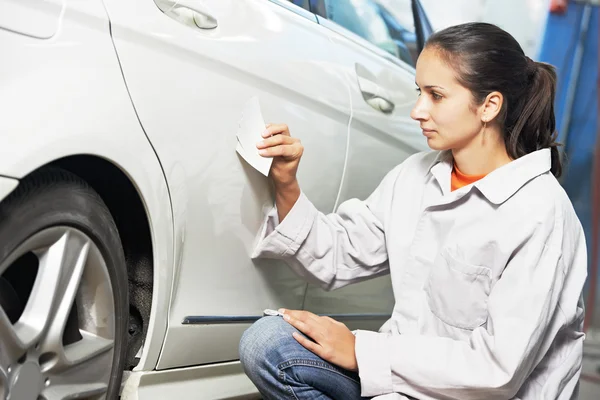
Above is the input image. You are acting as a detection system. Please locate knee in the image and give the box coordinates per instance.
[239,316,295,371]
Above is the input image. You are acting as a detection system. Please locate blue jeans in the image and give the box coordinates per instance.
[239,316,368,400]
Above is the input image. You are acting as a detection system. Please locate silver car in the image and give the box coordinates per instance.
[0,0,431,398]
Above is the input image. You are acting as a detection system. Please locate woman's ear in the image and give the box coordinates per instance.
[481,91,503,122]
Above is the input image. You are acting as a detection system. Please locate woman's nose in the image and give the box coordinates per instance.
[410,98,429,121]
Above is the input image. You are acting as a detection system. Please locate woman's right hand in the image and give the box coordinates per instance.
[256,123,303,221]
[256,123,303,190]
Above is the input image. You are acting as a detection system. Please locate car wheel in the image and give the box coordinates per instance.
[0,168,128,400]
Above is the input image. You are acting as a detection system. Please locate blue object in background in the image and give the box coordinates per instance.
[538,2,599,325]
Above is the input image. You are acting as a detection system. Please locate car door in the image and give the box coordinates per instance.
[302,0,431,330]
[102,0,351,369]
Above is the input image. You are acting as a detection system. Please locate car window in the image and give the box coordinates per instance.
[314,0,418,66]
[376,0,421,64]
[376,0,414,33]
[288,0,311,8]
[269,0,317,21]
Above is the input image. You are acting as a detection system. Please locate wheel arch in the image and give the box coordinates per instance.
[38,155,155,370]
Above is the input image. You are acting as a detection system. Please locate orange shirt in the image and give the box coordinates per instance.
[451,164,487,191]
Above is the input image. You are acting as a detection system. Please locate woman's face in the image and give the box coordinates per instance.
[411,47,484,151]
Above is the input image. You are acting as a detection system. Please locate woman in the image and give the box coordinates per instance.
[239,22,587,400]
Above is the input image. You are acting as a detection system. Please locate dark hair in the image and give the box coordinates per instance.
[425,22,562,177]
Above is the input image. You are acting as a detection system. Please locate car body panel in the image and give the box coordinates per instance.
[0,0,174,371]
[122,362,259,400]
[103,0,353,369]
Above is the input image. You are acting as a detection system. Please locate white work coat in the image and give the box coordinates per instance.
[252,149,588,400]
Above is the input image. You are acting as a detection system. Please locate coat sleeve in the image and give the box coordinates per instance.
[251,163,403,291]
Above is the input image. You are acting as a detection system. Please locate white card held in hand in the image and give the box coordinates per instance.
[236,96,273,177]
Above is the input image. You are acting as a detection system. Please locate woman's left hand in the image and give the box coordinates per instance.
[279,309,358,371]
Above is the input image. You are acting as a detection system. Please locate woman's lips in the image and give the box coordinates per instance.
[421,128,436,137]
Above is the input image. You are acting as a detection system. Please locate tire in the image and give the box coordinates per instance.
[0,168,128,400]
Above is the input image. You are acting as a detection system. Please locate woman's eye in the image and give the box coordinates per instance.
[415,88,421,96]
[432,92,442,100]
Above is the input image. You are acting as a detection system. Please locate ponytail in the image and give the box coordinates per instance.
[507,60,562,178]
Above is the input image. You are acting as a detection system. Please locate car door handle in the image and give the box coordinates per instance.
[155,0,218,30]
[356,76,395,115]
[366,96,395,114]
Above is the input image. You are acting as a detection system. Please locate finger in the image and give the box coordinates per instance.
[285,313,315,338]
[256,134,295,149]
[292,331,324,357]
[282,309,319,323]
[257,144,300,158]
[278,308,297,318]
[285,313,330,345]
[262,123,290,138]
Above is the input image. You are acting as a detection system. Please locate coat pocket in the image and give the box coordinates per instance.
[425,247,492,330]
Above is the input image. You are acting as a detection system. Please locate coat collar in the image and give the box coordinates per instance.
[428,149,552,205]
